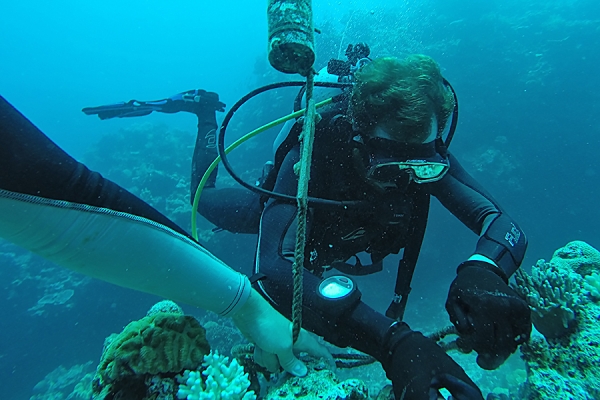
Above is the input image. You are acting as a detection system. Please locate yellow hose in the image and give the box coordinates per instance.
[191,97,333,241]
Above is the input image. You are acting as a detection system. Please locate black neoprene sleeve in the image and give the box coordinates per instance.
[429,153,527,275]
[0,95,192,240]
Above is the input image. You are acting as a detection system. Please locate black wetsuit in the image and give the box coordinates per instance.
[193,111,527,364]
[191,104,264,234]
[0,96,189,239]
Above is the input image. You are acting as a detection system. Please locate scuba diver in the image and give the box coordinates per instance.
[82,45,532,400]
[0,95,331,379]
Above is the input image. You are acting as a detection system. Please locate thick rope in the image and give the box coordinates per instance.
[291,72,316,342]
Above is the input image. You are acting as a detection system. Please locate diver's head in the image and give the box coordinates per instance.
[349,55,455,144]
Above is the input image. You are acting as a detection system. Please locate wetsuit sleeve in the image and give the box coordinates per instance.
[0,95,250,316]
[429,153,527,276]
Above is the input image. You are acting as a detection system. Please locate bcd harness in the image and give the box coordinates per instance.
[256,111,435,321]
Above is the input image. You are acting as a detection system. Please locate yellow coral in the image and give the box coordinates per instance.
[97,313,210,384]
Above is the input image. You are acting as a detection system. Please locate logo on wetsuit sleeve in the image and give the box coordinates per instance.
[205,128,216,149]
[505,223,521,247]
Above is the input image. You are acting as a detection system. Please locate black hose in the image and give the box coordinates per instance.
[217,81,368,209]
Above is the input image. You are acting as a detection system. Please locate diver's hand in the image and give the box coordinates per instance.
[231,289,332,376]
[385,323,483,400]
[430,374,484,400]
[446,261,532,370]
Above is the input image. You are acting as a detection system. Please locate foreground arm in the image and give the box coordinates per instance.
[0,191,251,316]
[0,192,325,375]
[0,95,326,375]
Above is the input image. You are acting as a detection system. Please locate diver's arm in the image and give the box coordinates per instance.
[0,94,249,315]
[0,192,330,377]
[0,95,332,376]
[431,153,531,370]
[1,96,190,239]
[429,153,527,277]
[0,193,250,316]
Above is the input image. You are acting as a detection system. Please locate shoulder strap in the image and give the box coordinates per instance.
[260,111,351,196]
[385,189,430,321]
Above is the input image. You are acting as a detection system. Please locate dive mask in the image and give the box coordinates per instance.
[364,138,450,187]
[366,156,449,185]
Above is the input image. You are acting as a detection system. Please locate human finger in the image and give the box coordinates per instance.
[293,329,334,367]
[253,346,280,373]
[431,373,483,400]
[277,348,308,377]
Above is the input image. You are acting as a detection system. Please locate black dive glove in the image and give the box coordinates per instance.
[446,261,532,370]
[385,323,483,400]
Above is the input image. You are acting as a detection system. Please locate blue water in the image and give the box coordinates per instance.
[1,0,599,398]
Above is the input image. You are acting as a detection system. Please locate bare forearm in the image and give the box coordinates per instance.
[0,191,251,316]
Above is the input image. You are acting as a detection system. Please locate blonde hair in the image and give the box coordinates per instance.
[350,55,454,143]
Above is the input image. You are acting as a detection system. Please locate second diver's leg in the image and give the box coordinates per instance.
[191,107,219,194]
[190,100,262,234]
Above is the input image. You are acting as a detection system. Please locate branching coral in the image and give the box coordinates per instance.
[514,241,600,399]
[176,351,256,400]
[513,241,600,339]
[513,260,585,339]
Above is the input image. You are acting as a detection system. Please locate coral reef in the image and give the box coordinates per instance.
[92,303,210,399]
[514,241,600,339]
[230,344,270,395]
[176,351,255,400]
[518,299,600,400]
[28,289,75,315]
[30,361,95,400]
[146,375,177,400]
[264,358,370,400]
[551,241,600,276]
[1,248,90,316]
[83,123,196,230]
[200,314,247,356]
[513,241,600,399]
[514,259,584,339]
[583,272,600,300]
[82,122,253,246]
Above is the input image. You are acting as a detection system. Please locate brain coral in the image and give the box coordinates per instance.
[551,240,600,276]
[93,312,210,397]
[147,299,184,317]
